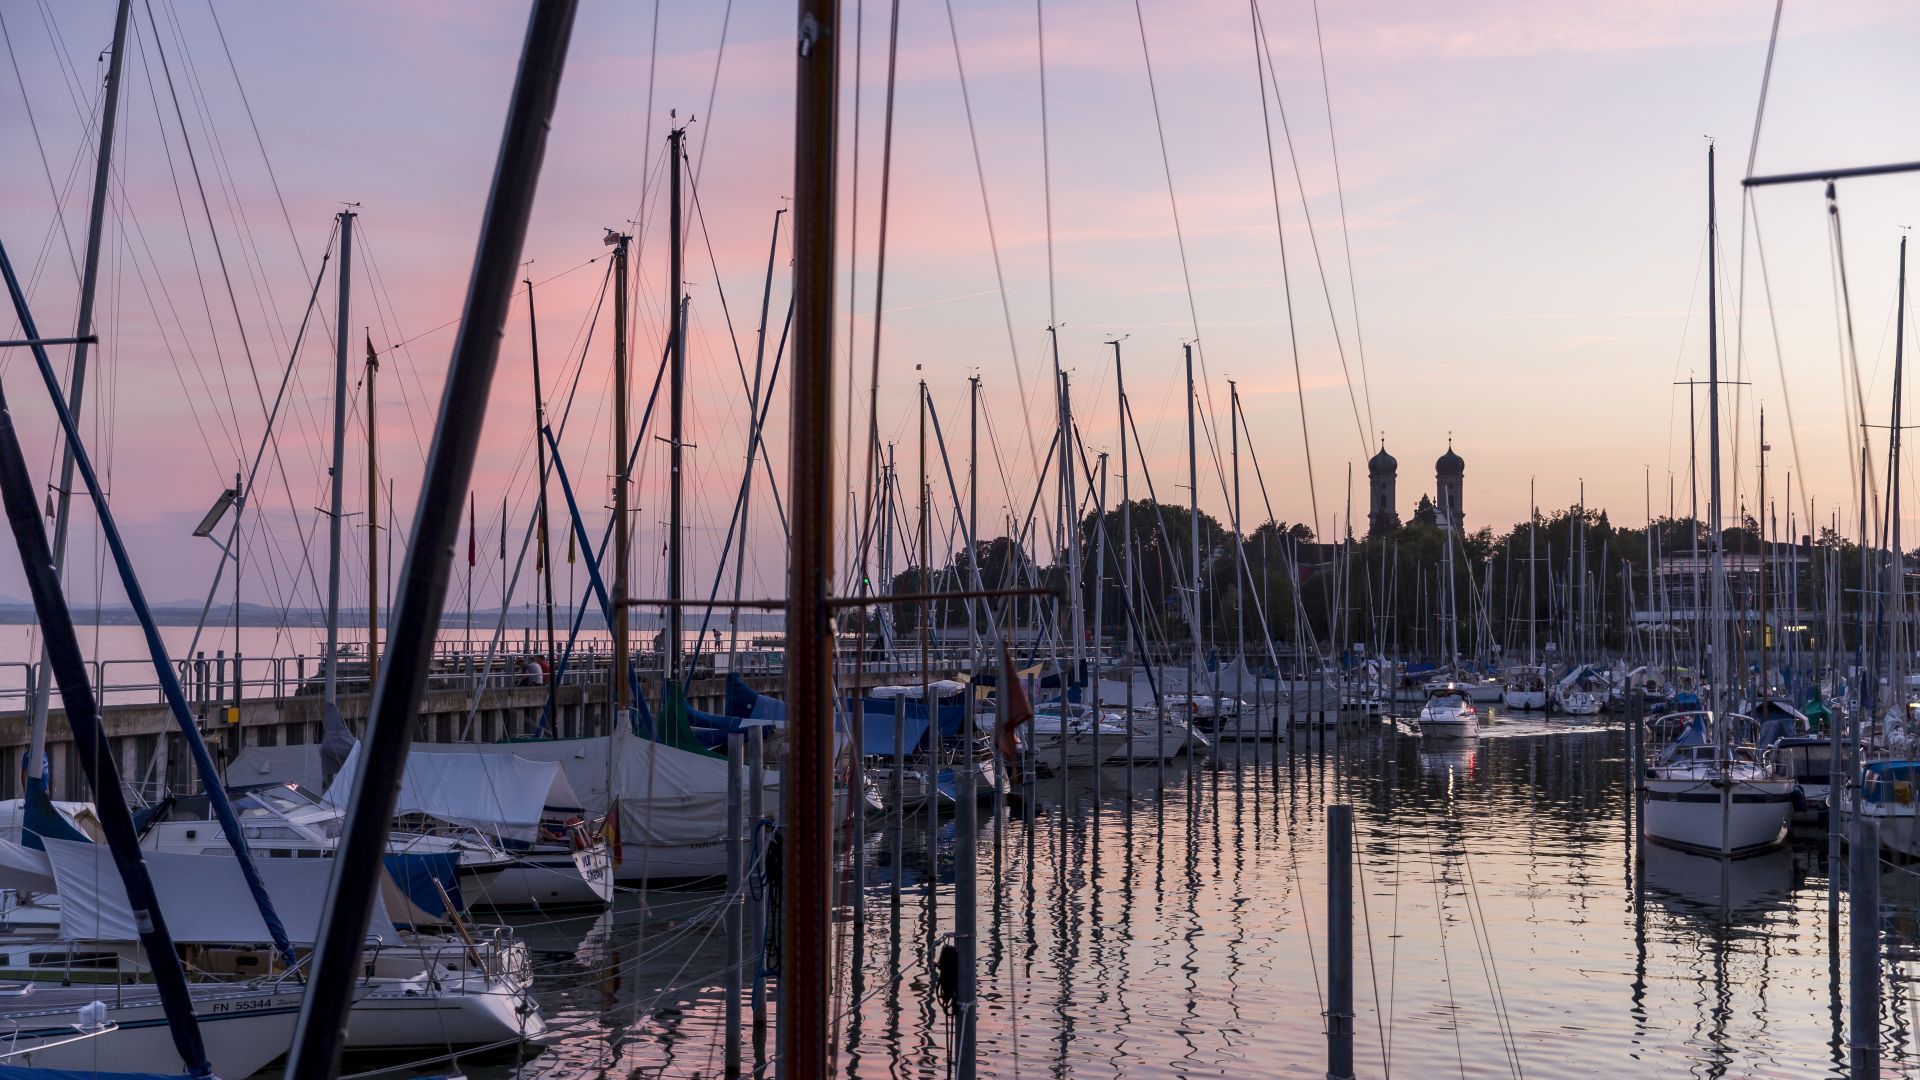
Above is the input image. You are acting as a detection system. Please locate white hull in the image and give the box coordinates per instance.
[473,857,612,907]
[1419,717,1479,739]
[1125,715,1209,757]
[1502,689,1546,710]
[1465,682,1504,704]
[1286,708,1341,729]
[347,976,546,1049]
[0,984,302,1078]
[1643,777,1793,856]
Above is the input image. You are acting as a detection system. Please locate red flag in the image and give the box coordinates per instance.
[468,495,477,568]
[995,642,1034,767]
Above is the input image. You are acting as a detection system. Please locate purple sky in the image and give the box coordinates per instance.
[3,0,1919,625]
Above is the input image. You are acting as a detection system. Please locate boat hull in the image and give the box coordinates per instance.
[0,984,302,1078]
[1502,689,1546,710]
[1643,777,1793,856]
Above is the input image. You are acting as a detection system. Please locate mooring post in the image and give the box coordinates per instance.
[1328,802,1355,1080]
[1851,814,1881,1079]
[748,724,768,1034]
[726,731,744,1075]
[955,685,978,1080]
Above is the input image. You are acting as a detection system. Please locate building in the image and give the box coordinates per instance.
[1367,441,1399,536]
[1436,442,1464,530]
[1367,438,1468,535]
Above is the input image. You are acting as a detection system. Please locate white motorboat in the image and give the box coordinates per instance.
[1642,712,1794,857]
[1463,678,1504,704]
[1417,685,1479,739]
[1025,707,1133,769]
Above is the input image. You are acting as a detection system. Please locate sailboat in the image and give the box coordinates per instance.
[1641,146,1794,857]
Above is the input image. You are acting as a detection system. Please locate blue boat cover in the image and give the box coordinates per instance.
[844,698,933,756]
[383,851,462,922]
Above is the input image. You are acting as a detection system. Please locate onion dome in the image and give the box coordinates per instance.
[1368,440,1397,477]
[1436,441,1464,477]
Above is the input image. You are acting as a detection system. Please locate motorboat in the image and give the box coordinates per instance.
[1025,706,1133,769]
[1642,711,1794,856]
[1417,685,1479,739]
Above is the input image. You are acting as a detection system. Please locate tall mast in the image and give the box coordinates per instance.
[1185,343,1201,670]
[609,229,632,724]
[26,0,133,775]
[667,125,687,684]
[1114,340,1131,667]
[365,336,380,685]
[1231,380,1244,693]
[1062,370,1083,678]
[528,276,558,683]
[1759,406,1770,695]
[782,0,840,1065]
[1705,142,1727,718]
[1528,479,1537,667]
[1889,236,1908,701]
[323,211,354,716]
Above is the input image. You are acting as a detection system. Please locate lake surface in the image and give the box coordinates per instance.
[473,716,1917,1078]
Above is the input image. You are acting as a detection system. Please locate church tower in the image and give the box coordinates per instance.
[1368,439,1398,536]
[1436,440,1465,529]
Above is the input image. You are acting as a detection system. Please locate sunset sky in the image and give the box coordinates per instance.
[3,0,1920,624]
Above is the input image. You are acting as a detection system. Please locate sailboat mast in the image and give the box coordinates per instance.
[528,276,558,679]
[1759,406,1770,694]
[27,0,133,774]
[366,335,380,685]
[1889,236,1908,698]
[1705,142,1727,718]
[1185,343,1201,672]
[668,125,687,684]
[323,211,354,712]
[609,229,632,723]
[1528,479,1537,667]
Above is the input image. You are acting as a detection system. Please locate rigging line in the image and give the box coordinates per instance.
[368,255,602,361]
[143,0,276,437]
[1309,0,1374,439]
[943,0,1042,486]
[0,6,84,287]
[856,0,904,610]
[844,0,865,613]
[184,219,339,658]
[1035,0,1056,327]
[1246,0,1320,541]
[684,153,788,535]
[688,0,734,182]
[1250,0,1369,456]
[129,4,246,458]
[1828,187,1877,517]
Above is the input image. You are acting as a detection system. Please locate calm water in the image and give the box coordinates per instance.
[474,717,1920,1078]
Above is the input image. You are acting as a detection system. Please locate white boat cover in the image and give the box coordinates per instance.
[322,743,579,844]
[42,837,396,945]
[410,733,777,850]
[0,835,55,893]
[224,745,327,790]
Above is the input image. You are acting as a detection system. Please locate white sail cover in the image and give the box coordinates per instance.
[224,745,328,790]
[323,743,575,844]
[412,733,777,849]
[42,837,395,944]
[0,836,55,893]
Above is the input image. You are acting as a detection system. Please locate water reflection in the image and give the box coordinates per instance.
[454,721,1920,1078]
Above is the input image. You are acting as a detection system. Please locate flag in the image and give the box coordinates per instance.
[499,496,506,562]
[995,642,1034,767]
[567,520,576,564]
[365,333,378,371]
[468,495,477,568]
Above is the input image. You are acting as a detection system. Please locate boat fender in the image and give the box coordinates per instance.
[1791,787,1808,814]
